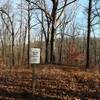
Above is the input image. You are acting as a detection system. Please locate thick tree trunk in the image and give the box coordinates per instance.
[50,0,58,63]
[86,0,92,68]
[50,25,55,63]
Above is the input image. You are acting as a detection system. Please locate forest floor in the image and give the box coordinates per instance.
[0,64,100,100]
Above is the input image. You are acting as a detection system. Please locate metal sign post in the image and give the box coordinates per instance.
[30,48,40,97]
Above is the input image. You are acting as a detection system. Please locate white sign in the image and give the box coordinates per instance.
[30,48,40,64]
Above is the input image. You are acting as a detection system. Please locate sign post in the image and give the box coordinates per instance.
[30,48,40,97]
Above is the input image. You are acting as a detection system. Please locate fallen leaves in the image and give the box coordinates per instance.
[0,65,100,100]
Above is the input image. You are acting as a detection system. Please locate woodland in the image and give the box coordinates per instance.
[0,0,100,99]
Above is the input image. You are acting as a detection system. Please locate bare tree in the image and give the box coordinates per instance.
[0,8,15,67]
[30,0,77,63]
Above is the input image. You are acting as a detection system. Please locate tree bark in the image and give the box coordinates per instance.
[27,1,31,68]
[50,0,58,63]
[86,0,92,68]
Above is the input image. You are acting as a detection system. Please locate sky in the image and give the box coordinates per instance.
[77,0,100,37]
[0,0,100,37]
[0,0,88,23]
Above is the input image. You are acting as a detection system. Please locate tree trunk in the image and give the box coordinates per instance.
[12,22,15,67]
[86,0,92,68]
[27,1,31,68]
[45,39,49,63]
[50,0,58,63]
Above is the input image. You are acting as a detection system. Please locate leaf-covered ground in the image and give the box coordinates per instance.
[0,65,100,100]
